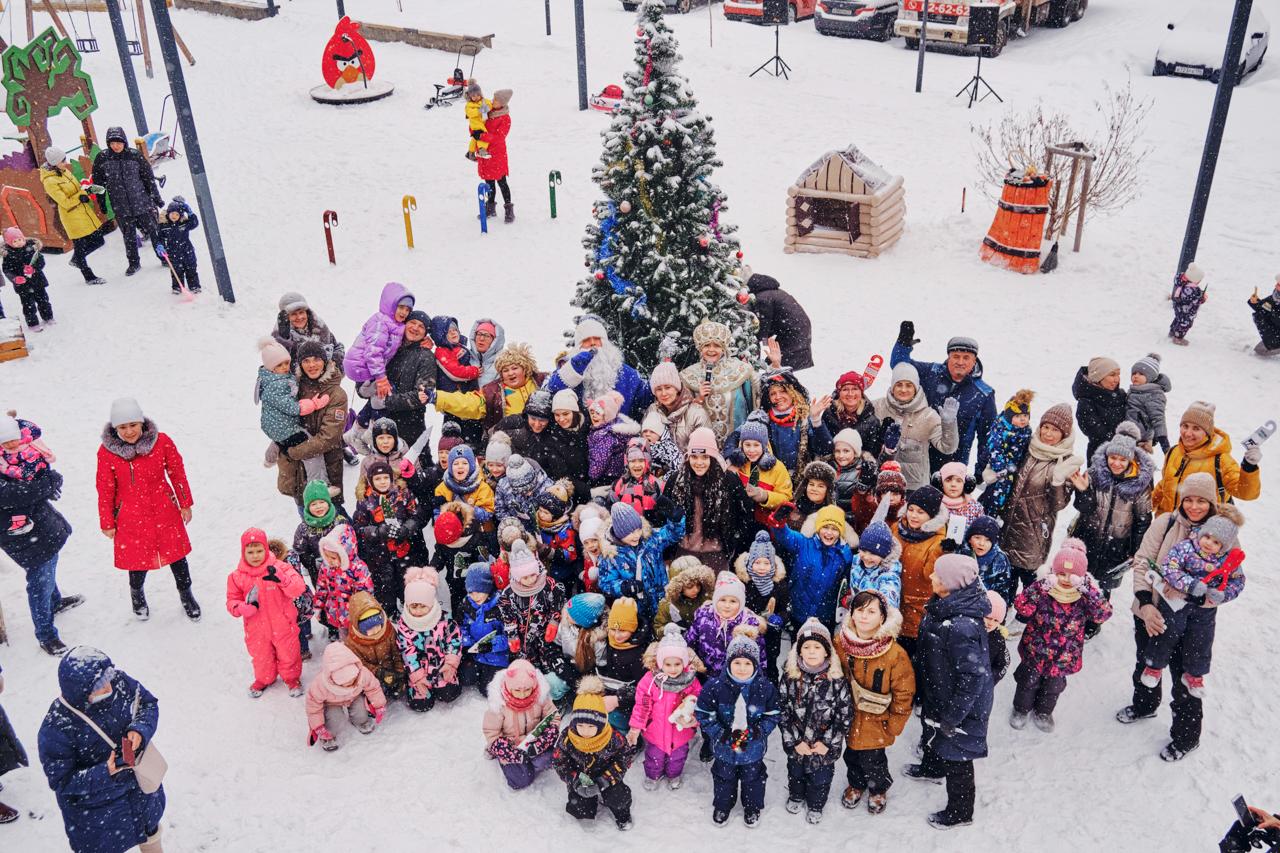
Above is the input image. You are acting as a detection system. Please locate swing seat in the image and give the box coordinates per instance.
[127,40,143,56]
[76,37,100,53]
[142,132,173,161]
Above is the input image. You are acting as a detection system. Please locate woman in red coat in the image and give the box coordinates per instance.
[95,397,201,622]
[478,88,513,223]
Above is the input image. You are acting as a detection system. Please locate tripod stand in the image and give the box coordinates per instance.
[749,25,792,79]
[955,50,1002,109]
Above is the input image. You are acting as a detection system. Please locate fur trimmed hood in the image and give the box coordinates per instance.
[485,665,552,713]
[100,418,159,460]
[598,515,653,559]
[1088,445,1156,501]
[665,559,716,604]
[440,499,477,529]
[837,601,904,647]
[642,641,707,675]
[799,511,861,548]
[733,549,788,584]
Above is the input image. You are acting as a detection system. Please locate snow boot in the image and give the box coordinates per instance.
[1032,712,1055,733]
[927,810,973,830]
[806,809,823,825]
[1170,335,1189,347]
[125,262,141,277]
[867,793,888,815]
[138,828,162,853]
[248,685,266,698]
[476,148,491,159]
[465,151,477,162]
[54,594,85,614]
[903,764,944,785]
[343,444,360,466]
[485,197,497,219]
[743,808,761,828]
[841,787,864,809]
[712,809,730,827]
[288,682,304,697]
[642,777,660,791]
[1159,742,1198,762]
[615,815,633,831]
[1140,667,1162,688]
[86,276,107,286]
[132,589,150,621]
[1115,705,1157,724]
[667,775,683,790]
[1181,673,1206,698]
[504,202,515,223]
[179,587,202,621]
[0,800,17,824]
[40,638,68,656]
[1254,341,1280,357]
[786,798,804,814]
[1009,709,1030,730]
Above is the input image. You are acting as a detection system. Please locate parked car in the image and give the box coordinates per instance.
[1154,7,1269,83]
[815,0,898,39]
[624,0,717,12]
[724,0,818,24]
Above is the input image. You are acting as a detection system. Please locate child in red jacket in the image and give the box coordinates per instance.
[226,528,308,698]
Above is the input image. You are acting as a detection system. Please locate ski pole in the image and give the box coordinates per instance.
[548,170,562,219]
[477,183,489,234]
[323,210,338,263]
[402,195,417,249]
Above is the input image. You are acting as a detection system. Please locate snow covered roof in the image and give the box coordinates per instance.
[796,145,892,192]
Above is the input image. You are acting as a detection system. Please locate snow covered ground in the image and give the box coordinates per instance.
[2,0,1279,848]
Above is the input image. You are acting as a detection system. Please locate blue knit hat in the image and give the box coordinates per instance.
[967,515,1001,545]
[739,419,769,447]
[447,444,476,474]
[610,502,644,541]
[567,592,607,627]
[747,530,775,569]
[465,562,494,595]
[859,522,894,559]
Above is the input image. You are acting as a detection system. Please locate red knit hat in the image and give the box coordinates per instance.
[434,511,463,546]
[834,370,865,393]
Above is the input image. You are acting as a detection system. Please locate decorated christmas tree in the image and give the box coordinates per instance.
[570,0,757,374]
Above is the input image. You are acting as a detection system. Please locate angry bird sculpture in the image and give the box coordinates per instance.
[321,17,377,90]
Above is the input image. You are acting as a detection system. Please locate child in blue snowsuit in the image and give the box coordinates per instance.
[977,390,1033,517]
[457,563,509,694]
[596,499,685,622]
[155,197,200,294]
[964,515,1013,608]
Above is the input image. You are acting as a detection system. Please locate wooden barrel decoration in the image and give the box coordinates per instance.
[979,171,1052,274]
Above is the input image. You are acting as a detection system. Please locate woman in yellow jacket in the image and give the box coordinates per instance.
[1152,401,1262,514]
[728,418,793,529]
[39,146,106,284]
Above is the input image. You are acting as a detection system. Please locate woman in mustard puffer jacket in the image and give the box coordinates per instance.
[39,147,105,284]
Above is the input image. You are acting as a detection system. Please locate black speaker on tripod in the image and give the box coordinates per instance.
[751,0,793,78]
[760,0,790,26]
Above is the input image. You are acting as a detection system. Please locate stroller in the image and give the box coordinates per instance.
[424,42,481,110]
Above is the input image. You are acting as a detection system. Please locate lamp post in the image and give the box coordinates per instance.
[914,0,929,92]
[1176,0,1255,276]
[149,0,236,303]
[574,0,588,110]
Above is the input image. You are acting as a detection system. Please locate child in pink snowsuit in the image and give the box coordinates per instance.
[0,414,56,535]
[628,624,703,789]
[305,642,387,751]
[226,527,307,697]
[344,281,415,425]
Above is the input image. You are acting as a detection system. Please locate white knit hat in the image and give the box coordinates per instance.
[574,316,608,347]
[552,389,579,413]
[109,397,145,427]
[1184,263,1205,284]
[712,570,746,605]
[258,337,291,370]
[0,416,20,443]
[832,428,862,454]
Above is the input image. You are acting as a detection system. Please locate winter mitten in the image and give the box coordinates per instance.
[569,348,596,372]
[1050,455,1085,486]
[309,725,334,746]
[939,397,960,424]
[543,621,559,644]
[896,321,918,348]
[22,265,33,275]
[372,705,385,725]
[313,394,331,409]
[545,671,569,701]
[441,654,461,683]
[620,579,643,600]
[299,398,320,416]
[1206,587,1227,605]
[385,519,402,539]
[155,245,168,260]
[78,193,91,203]
[982,467,1001,485]
[881,421,901,452]
[1244,445,1262,466]
[246,586,259,606]
[236,601,259,618]
[508,637,521,655]
[1189,580,1208,598]
[399,458,416,479]
[409,668,430,699]
[12,276,24,285]
[87,183,106,194]
[375,378,393,398]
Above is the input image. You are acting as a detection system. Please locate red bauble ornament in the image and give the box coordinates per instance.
[637,27,644,36]
[736,250,744,259]
[698,235,710,248]
[736,289,750,305]
[594,271,606,281]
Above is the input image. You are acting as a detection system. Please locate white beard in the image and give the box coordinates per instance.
[582,342,624,399]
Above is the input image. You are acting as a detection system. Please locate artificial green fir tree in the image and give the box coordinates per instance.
[570,0,757,374]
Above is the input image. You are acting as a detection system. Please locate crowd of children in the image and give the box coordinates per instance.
[49,290,1210,835]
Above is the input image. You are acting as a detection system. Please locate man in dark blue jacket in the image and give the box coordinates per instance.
[0,456,81,656]
[890,322,996,477]
[92,126,164,276]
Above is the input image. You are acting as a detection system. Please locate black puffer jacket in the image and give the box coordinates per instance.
[749,273,813,371]
[91,145,162,219]
[0,469,70,570]
[1071,366,1128,461]
[382,340,437,447]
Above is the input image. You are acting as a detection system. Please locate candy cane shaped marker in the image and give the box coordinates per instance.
[548,170,562,219]
[477,184,489,234]
[402,195,417,249]
[323,211,338,264]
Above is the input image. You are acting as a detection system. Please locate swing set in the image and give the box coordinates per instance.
[9,1,192,74]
